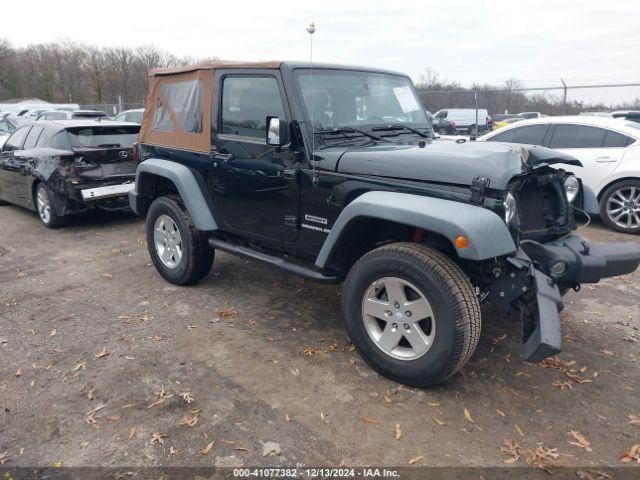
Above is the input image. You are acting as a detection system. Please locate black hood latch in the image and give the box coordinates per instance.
[470,176,491,205]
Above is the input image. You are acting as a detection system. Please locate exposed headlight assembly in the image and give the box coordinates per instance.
[503,192,517,225]
[564,175,579,203]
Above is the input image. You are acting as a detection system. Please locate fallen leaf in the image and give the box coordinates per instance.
[362,416,381,425]
[202,441,215,454]
[552,379,573,390]
[568,430,593,452]
[19,448,24,456]
[496,409,506,417]
[87,387,95,400]
[15,369,21,377]
[629,413,640,427]
[180,390,195,404]
[599,349,614,357]
[428,401,440,407]
[95,347,109,358]
[234,447,250,451]
[432,415,445,426]
[50,329,58,337]
[105,416,120,422]
[464,408,474,423]
[53,461,64,468]
[129,427,138,439]
[186,324,198,331]
[395,423,402,440]
[215,307,237,319]
[408,455,424,465]
[284,413,291,422]
[320,411,326,421]
[0,452,9,465]
[180,414,198,428]
[515,424,525,438]
[619,444,640,464]
[384,390,394,404]
[150,432,167,445]
[169,446,179,455]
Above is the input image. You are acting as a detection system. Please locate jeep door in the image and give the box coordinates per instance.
[211,70,300,242]
[0,125,31,204]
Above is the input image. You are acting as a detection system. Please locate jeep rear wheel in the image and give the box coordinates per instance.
[343,242,481,387]
[146,195,214,285]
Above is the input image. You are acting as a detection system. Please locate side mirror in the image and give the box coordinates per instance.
[266,116,289,147]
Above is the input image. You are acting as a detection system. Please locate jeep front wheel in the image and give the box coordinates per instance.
[343,243,481,387]
[146,195,214,285]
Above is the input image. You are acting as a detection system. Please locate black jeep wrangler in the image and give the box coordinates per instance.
[129,61,640,387]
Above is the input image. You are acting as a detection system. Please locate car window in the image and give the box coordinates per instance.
[487,124,548,145]
[51,131,72,149]
[221,76,285,138]
[113,112,126,121]
[153,79,204,133]
[127,111,144,123]
[66,125,140,148]
[603,130,632,148]
[548,124,606,148]
[23,126,44,149]
[2,126,31,151]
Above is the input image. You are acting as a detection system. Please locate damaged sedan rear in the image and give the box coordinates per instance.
[0,120,139,227]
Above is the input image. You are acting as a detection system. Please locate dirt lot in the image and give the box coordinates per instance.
[0,204,639,472]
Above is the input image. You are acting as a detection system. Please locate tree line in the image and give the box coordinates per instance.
[0,39,198,105]
[1,39,638,115]
[414,68,640,115]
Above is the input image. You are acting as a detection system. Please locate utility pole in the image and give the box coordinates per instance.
[561,78,567,115]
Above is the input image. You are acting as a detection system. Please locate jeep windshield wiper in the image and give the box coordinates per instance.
[315,127,383,142]
[371,124,430,138]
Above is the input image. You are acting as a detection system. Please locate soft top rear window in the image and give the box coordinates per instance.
[65,125,140,148]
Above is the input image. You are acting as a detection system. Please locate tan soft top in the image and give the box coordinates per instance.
[148,61,282,76]
[140,61,282,152]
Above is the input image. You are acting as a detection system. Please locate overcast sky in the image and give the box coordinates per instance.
[3,0,639,104]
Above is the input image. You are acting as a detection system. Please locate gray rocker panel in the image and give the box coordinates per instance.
[133,158,218,230]
[316,191,517,267]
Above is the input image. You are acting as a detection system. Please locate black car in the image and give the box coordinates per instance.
[0,120,139,227]
[128,61,640,387]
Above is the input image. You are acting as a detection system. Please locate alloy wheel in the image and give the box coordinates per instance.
[606,187,640,230]
[361,276,436,361]
[153,214,183,268]
[36,186,51,224]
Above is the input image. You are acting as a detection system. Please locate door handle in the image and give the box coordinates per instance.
[595,156,617,163]
[213,152,234,162]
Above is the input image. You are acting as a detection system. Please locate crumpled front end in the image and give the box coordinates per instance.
[487,235,640,362]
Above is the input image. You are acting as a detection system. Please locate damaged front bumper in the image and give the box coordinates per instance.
[488,235,640,362]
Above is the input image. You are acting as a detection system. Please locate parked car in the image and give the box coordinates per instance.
[113,108,145,124]
[0,113,19,133]
[128,61,640,387]
[517,111,546,119]
[491,116,523,131]
[612,110,640,123]
[479,116,640,233]
[580,111,612,118]
[433,108,490,134]
[430,114,457,134]
[36,109,110,121]
[0,120,139,227]
[0,129,10,149]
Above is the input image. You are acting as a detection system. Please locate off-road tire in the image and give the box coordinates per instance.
[343,242,481,387]
[599,179,640,234]
[146,195,214,285]
[35,183,66,228]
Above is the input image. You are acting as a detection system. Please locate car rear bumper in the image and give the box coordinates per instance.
[489,235,640,362]
[81,182,135,201]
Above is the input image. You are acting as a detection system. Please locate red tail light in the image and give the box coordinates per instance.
[132,142,139,164]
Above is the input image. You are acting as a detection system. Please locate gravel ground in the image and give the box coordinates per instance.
[0,205,639,473]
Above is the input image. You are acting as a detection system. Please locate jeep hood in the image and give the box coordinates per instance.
[334,141,581,190]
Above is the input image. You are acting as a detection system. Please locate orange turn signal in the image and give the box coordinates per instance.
[454,235,469,249]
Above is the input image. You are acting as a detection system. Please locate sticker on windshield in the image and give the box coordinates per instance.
[393,86,420,113]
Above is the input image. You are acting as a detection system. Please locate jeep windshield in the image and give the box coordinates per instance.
[294,69,430,143]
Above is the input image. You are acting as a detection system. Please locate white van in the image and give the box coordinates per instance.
[433,108,489,134]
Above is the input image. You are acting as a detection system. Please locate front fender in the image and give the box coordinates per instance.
[130,158,218,231]
[315,191,517,267]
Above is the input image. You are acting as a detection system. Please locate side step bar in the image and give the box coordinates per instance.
[207,237,341,284]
